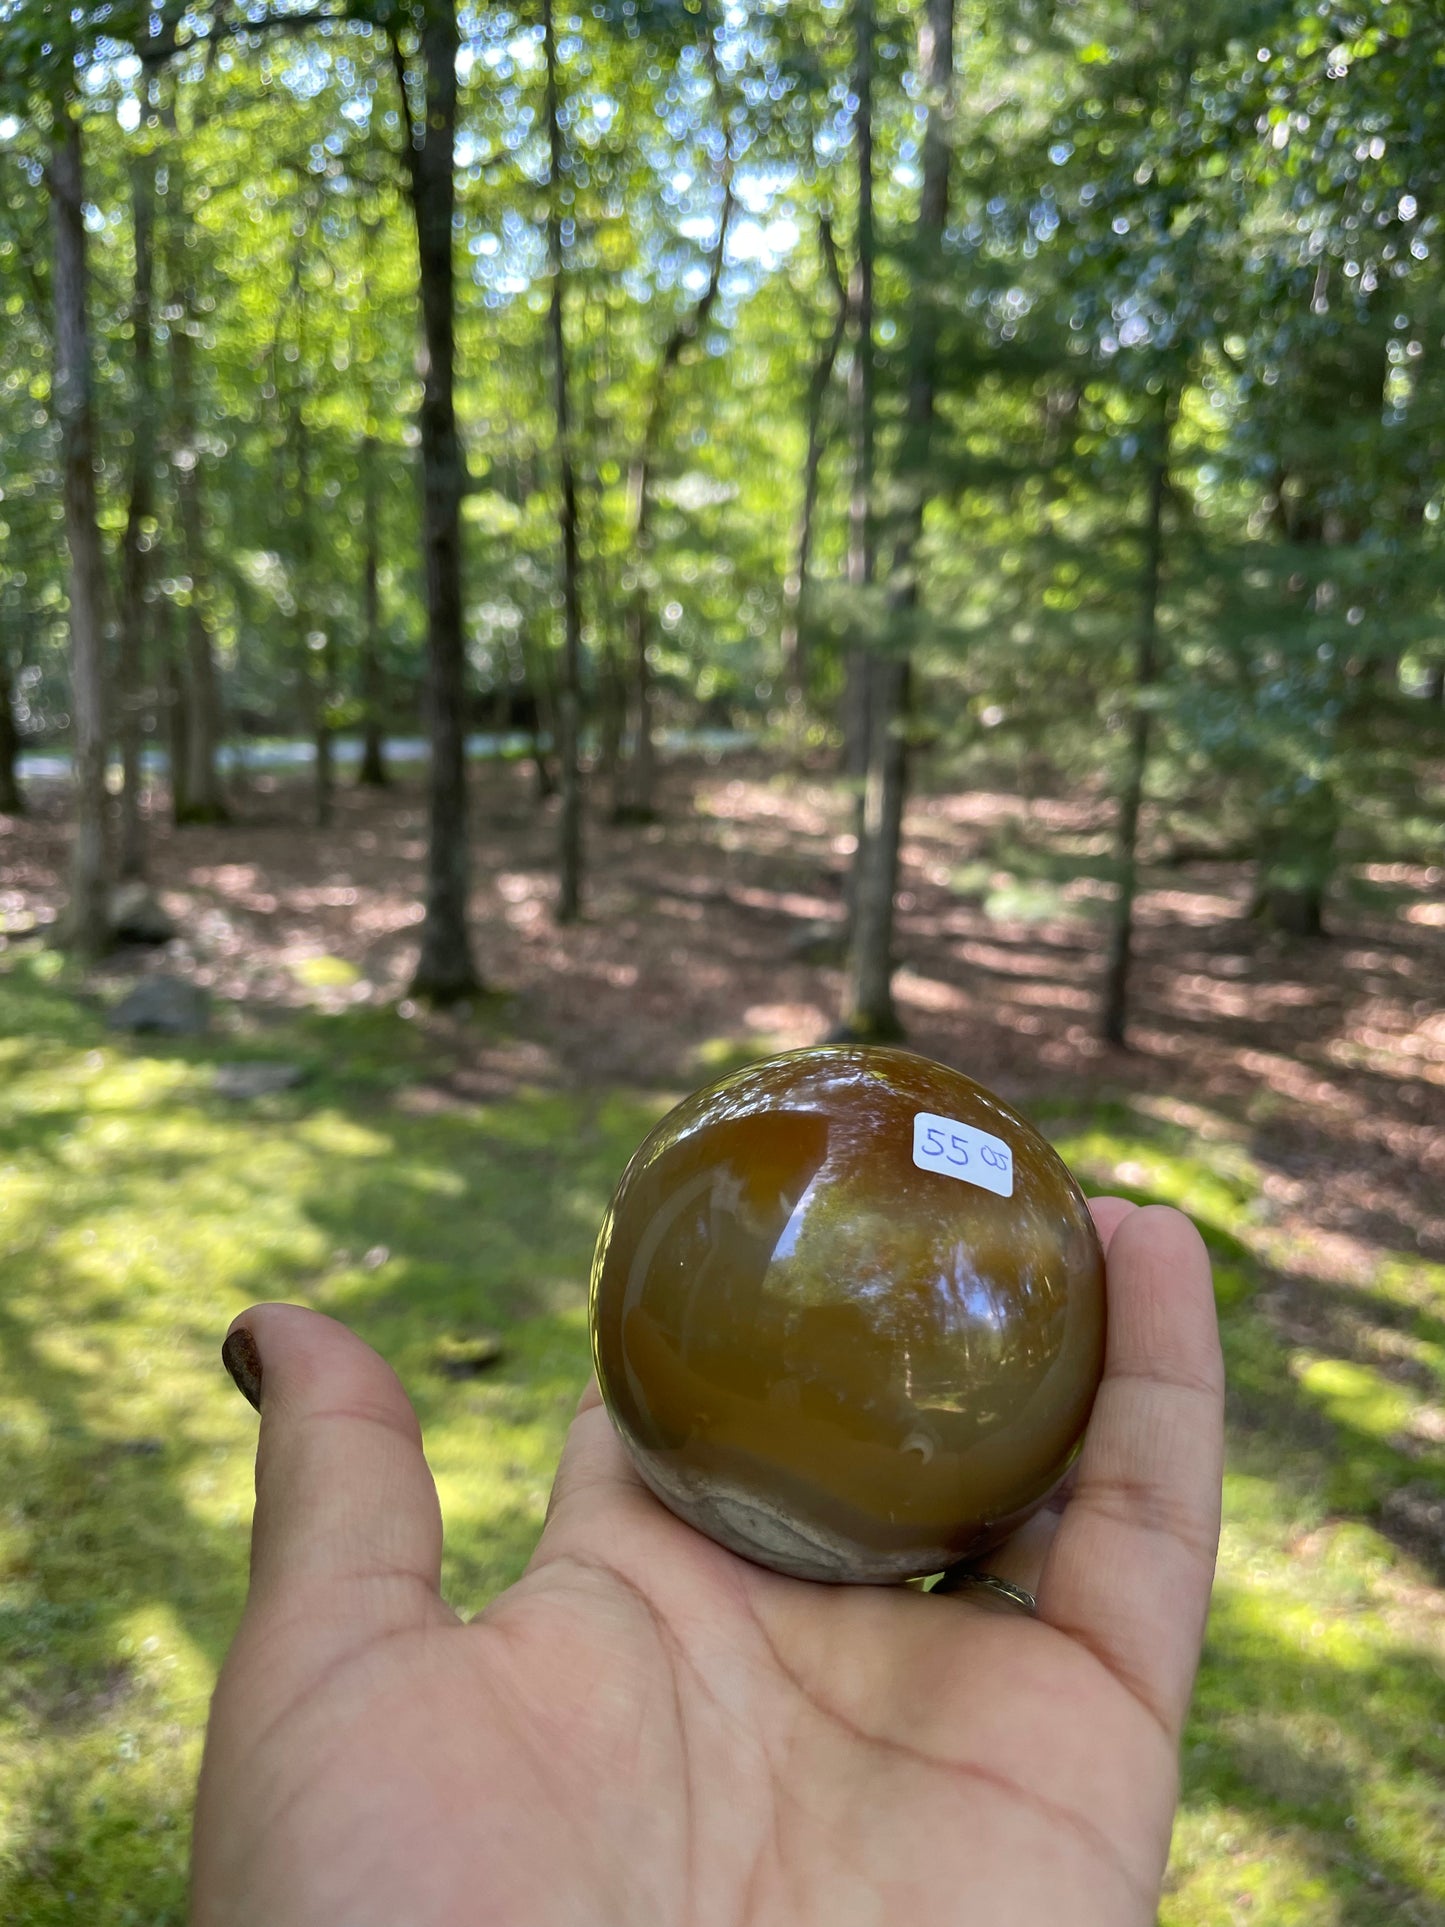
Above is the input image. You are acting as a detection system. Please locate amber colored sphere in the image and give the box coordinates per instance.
[589,1046,1106,1584]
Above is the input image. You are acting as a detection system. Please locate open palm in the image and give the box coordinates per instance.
[192,1198,1223,1927]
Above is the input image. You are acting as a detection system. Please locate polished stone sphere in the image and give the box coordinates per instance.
[589,1046,1106,1583]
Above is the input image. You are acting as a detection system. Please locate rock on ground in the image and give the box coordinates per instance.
[213,1062,306,1099]
[109,881,176,946]
[106,976,210,1036]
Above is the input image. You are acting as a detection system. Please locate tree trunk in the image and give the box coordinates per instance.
[314,686,333,825]
[160,598,191,824]
[356,429,389,787]
[289,382,331,829]
[50,105,112,958]
[1255,475,1339,938]
[164,154,227,824]
[394,6,481,1000]
[840,0,953,1039]
[842,656,911,1037]
[0,643,23,817]
[616,9,734,822]
[841,0,877,865]
[621,553,657,823]
[597,641,626,817]
[545,0,585,923]
[116,147,157,880]
[781,216,848,701]
[1250,785,1337,938]
[1253,874,1330,937]
[523,632,559,801]
[1100,397,1173,1048]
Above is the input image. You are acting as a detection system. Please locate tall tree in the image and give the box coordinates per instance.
[49,100,112,956]
[613,5,734,822]
[116,143,158,879]
[391,2,481,1000]
[0,636,24,818]
[356,424,390,788]
[544,0,585,922]
[290,375,332,829]
[1100,390,1173,1045]
[161,130,228,824]
[355,224,389,789]
[839,0,876,820]
[840,0,954,1040]
[781,214,848,703]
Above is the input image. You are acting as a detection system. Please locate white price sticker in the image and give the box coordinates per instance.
[912,1111,1014,1198]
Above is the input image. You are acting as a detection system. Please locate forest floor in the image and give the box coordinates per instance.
[1,748,1443,1925]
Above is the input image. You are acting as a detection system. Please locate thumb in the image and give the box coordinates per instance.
[223,1305,454,1651]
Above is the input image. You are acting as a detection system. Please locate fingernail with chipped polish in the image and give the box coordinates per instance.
[222,1326,263,1412]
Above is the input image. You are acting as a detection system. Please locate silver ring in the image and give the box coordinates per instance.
[932,1570,1037,1615]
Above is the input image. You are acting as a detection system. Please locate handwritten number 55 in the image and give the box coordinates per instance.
[922,1125,973,1167]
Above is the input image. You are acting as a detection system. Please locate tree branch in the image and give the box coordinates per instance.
[138,5,346,68]
[387,28,422,183]
[818,212,847,309]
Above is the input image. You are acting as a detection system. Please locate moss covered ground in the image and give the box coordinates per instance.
[1,950,1441,1924]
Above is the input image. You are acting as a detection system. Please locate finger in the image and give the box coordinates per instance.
[531,1377,656,1563]
[1035,1205,1224,1740]
[933,1204,1133,1604]
[1088,1193,1139,1252]
[225,1305,454,1646]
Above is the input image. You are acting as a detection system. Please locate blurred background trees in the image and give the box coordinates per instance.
[0,0,1440,1026]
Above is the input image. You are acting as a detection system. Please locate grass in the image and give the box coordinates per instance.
[0,955,667,1923]
[1,954,1442,1924]
[1049,1112,1445,1925]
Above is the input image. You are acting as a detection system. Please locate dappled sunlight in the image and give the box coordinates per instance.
[1168,974,1334,1022]
[892,968,969,1013]
[1236,1048,1366,1115]
[954,936,1078,977]
[1,0,1442,1905]
[1130,1093,1242,1142]
[1136,884,1249,928]
[0,956,672,1917]
[1009,979,1094,1012]
[1170,1542,1445,1917]
[1,754,1441,1920]
[739,1001,824,1043]
[1166,1815,1348,1925]
[1293,1358,1424,1457]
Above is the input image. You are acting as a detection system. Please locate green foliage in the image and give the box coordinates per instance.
[0,0,1437,920]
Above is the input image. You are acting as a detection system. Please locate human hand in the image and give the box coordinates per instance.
[191,1198,1223,1927]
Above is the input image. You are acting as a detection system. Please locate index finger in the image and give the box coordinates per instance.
[1035,1205,1224,1742]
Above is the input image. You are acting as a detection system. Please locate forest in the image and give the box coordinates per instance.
[0,1,1443,1922]
[0,0,1438,1032]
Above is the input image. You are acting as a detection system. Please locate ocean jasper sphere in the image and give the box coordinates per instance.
[589,1046,1106,1583]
